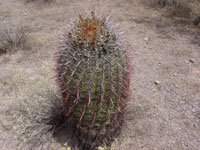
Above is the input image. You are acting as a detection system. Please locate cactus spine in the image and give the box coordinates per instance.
[55,11,131,149]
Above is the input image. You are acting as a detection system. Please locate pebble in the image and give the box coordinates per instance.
[181,101,185,104]
[192,109,196,113]
[155,80,160,85]
[189,59,195,63]
[152,88,157,92]
[173,73,178,76]
[144,37,150,43]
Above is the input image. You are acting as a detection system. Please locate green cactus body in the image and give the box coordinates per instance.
[55,11,131,149]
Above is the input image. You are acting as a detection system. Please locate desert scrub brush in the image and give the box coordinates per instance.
[0,88,64,150]
[0,26,31,55]
[55,11,132,150]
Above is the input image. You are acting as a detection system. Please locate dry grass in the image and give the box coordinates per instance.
[25,0,53,3]
[193,16,200,25]
[0,86,64,150]
[164,0,192,18]
[140,0,200,25]
[0,26,31,55]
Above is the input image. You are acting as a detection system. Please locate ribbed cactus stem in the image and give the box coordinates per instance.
[55,11,132,149]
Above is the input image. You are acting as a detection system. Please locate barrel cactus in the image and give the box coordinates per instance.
[55,11,132,149]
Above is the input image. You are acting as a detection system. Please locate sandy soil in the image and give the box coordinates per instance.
[0,0,200,150]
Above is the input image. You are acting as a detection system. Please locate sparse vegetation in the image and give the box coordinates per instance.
[0,88,64,150]
[193,16,200,25]
[140,0,200,25]
[163,0,192,18]
[0,26,31,55]
[25,0,53,4]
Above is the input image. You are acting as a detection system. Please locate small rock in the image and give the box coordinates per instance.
[181,101,185,104]
[152,88,157,92]
[192,109,196,113]
[173,73,178,76]
[154,80,160,85]
[189,59,195,63]
[144,37,149,42]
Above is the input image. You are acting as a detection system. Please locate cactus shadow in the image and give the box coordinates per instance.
[53,120,122,150]
[53,123,79,150]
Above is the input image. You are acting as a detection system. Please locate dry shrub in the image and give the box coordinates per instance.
[140,0,195,19]
[0,26,31,55]
[0,88,64,149]
[25,0,53,4]
[164,0,193,18]
[141,0,168,8]
[193,16,200,25]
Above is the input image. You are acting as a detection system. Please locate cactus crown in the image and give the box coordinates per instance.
[70,12,108,47]
[65,12,120,58]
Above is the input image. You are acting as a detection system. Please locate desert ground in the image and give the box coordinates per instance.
[0,0,200,150]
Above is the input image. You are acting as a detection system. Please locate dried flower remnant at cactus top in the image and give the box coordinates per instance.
[56,11,132,149]
[69,12,110,49]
